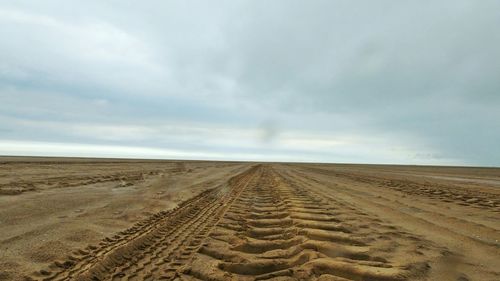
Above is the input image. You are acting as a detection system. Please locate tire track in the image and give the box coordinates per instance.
[29,165,260,281]
[180,166,437,280]
[280,165,500,280]
[298,166,500,212]
[286,166,500,246]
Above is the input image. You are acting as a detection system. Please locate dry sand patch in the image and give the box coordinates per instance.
[0,158,498,280]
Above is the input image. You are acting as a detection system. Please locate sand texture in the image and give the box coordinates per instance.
[0,158,499,280]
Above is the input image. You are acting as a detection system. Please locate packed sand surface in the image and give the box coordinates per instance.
[0,158,499,280]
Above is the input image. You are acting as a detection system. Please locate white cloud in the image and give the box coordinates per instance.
[0,8,168,95]
[0,140,314,162]
[0,1,499,165]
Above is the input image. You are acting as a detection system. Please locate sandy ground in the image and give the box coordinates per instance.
[0,158,498,280]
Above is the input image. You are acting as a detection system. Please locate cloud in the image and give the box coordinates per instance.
[0,1,499,166]
[0,7,167,98]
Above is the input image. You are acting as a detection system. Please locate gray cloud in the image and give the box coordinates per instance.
[0,1,499,165]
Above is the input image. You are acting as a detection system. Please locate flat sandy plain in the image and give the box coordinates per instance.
[0,157,499,281]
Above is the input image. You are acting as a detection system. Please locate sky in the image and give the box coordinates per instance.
[0,1,499,166]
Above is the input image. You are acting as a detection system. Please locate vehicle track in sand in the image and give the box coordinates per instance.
[30,165,460,281]
[29,166,259,281]
[179,166,441,281]
[297,166,500,212]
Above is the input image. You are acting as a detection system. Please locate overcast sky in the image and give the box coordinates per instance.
[1,1,499,166]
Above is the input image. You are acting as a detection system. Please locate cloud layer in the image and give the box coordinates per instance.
[1,1,499,165]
